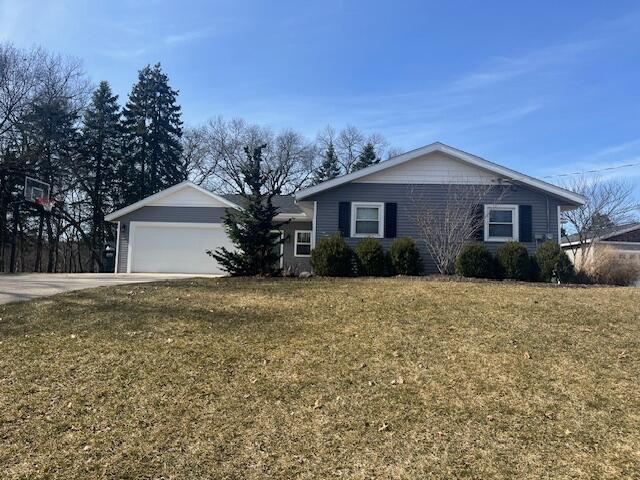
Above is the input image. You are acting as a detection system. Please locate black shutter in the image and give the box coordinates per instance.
[519,205,532,242]
[338,202,351,237]
[384,203,397,238]
[474,204,484,241]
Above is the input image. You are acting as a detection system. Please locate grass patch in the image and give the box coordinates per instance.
[1,277,639,478]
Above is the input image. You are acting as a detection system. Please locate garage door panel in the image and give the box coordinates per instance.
[130,223,233,274]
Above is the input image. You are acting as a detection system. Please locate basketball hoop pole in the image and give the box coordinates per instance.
[8,201,19,273]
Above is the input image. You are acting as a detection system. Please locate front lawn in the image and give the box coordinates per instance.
[1,278,638,478]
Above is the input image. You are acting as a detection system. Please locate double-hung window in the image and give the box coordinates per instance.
[484,204,518,242]
[351,202,384,238]
[294,230,312,257]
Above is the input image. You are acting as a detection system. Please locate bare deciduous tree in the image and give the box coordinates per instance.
[263,129,316,194]
[560,175,639,271]
[181,126,217,187]
[336,125,364,173]
[195,117,317,195]
[411,184,503,274]
[319,124,392,174]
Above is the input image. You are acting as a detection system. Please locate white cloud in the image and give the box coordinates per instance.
[164,28,214,46]
[450,40,600,92]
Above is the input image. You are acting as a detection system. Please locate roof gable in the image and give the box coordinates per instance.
[149,185,230,207]
[104,182,240,221]
[353,150,499,185]
[295,142,586,205]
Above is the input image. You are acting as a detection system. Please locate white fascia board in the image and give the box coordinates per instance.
[295,142,586,206]
[105,181,241,221]
[560,238,592,247]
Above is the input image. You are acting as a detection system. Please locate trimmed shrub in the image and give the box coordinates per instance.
[310,233,354,276]
[388,237,422,275]
[586,246,640,286]
[355,238,385,276]
[456,244,495,278]
[533,241,575,283]
[495,241,532,281]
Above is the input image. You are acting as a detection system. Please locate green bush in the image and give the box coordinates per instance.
[495,241,532,281]
[533,241,575,283]
[456,244,495,278]
[355,238,385,276]
[388,237,422,275]
[310,233,354,276]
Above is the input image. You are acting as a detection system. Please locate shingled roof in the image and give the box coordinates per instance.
[561,222,640,245]
[222,194,304,215]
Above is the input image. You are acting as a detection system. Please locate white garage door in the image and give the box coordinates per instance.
[129,222,234,274]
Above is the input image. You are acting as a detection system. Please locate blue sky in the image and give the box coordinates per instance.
[1,0,639,184]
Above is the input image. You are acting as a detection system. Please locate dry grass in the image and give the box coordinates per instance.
[585,245,640,286]
[1,277,639,479]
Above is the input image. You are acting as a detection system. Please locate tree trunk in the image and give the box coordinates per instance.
[0,175,6,272]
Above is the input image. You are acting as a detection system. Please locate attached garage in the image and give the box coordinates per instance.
[106,181,313,274]
[128,222,234,274]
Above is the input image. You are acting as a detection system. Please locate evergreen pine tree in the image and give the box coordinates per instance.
[79,81,121,271]
[313,141,341,185]
[208,144,285,276]
[352,142,379,171]
[120,63,183,205]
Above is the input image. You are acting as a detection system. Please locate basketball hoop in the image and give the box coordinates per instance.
[35,197,55,212]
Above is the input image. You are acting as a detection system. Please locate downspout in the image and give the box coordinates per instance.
[546,195,550,239]
[312,201,317,248]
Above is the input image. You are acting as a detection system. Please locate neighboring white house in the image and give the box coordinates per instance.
[561,223,640,270]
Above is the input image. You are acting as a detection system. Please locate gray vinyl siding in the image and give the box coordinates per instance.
[278,221,313,273]
[308,183,563,274]
[115,206,228,273]
[114,205,311,273]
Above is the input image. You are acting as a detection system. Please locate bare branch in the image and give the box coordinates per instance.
[559,175,639,271]
[410,183,505,274]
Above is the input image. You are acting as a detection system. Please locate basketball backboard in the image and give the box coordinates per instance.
[24,176,50,203]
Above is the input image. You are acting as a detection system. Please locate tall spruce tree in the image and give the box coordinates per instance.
[79,81,121,271]
[119,63,183,205]
[352,142,379,171]
[208,144,285,276]
[313,141,341,185]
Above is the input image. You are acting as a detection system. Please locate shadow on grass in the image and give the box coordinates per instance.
[0,283,297,339]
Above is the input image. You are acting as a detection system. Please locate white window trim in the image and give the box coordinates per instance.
[294,230,312,257]
[350,202,385,238]
[484,204,519,242]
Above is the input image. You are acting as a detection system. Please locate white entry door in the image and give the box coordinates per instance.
[129,222,233,274]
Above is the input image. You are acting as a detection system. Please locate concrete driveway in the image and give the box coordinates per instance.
[0,273,210,304]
